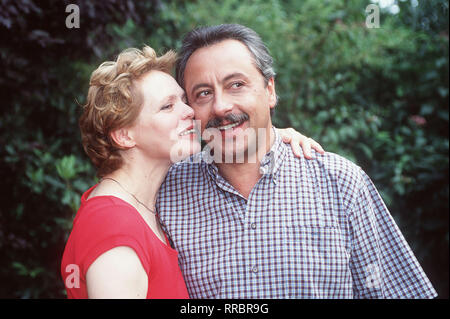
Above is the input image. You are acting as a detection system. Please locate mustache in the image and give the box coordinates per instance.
[205,113,249,129]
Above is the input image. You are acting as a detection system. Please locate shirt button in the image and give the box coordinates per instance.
[252,266,258,273]
[251,223,256,229]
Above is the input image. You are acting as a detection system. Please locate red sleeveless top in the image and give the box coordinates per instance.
[61,184,189,299]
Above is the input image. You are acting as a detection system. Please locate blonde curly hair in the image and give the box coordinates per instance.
[79,46,177,177]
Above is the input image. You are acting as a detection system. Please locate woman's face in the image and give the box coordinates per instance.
[129,70,201,162]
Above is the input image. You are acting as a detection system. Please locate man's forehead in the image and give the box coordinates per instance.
[184,39,257,87]
[189,39,253,61]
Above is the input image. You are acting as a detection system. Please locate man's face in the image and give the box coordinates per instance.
[183,39,277,161]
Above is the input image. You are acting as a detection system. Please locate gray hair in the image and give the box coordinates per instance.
[175,24,276,89]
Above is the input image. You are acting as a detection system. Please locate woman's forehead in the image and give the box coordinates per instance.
[139,70,184,102]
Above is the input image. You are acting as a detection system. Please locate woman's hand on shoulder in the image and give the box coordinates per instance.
[277,127,325,159]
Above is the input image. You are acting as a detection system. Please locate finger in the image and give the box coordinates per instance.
[281,134,291,143]
[291,137,303,158]
[301,138,313,159]
[311,140,325,154]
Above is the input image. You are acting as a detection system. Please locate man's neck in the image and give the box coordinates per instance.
[216,127,275,199]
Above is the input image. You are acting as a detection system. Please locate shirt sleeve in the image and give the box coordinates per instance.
[348,167,437,299]
[73,204,151,278]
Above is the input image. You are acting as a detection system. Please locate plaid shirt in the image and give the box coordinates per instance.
[157,128,437,299]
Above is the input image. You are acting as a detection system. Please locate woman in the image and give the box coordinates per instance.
[61,45,324,299]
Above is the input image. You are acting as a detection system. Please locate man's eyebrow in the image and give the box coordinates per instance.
[190,83,210,96]
[223,72,247,82]
[190,73,248,96]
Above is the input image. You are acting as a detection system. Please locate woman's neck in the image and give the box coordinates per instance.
[103,155,171,211]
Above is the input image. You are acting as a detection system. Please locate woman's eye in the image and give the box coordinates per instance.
[161,104,173,111]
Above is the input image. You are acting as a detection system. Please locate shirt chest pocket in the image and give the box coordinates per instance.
[283,211,351,282]
[283,223,352,297]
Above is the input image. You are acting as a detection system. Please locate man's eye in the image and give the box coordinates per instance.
[197,90,210,98]
[231,82,244,89]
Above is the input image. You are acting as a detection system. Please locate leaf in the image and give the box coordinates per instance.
[56,155,77,180]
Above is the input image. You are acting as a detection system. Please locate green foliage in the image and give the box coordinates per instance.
[0,0,159,298]
[0,0,448,298]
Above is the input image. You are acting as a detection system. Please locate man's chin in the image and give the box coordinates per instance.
[209,142,259,164]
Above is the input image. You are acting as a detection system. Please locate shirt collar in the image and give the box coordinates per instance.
[259,126,286,181]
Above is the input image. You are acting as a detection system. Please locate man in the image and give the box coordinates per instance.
[156,24,437,298]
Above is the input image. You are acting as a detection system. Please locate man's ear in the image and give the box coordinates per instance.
[110,127,136,149]
[267,77,277,110]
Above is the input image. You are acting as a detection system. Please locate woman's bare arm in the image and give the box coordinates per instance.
[86,246,148,299]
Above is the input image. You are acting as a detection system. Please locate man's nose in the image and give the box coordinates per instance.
[212,92,233,116]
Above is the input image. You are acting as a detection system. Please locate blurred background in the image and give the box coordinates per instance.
[0,0,448,298]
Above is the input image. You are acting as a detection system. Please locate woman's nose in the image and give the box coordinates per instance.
[181,102,195,119]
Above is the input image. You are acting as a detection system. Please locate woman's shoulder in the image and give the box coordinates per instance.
[72,194,146,239]
[66,194,151,259]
